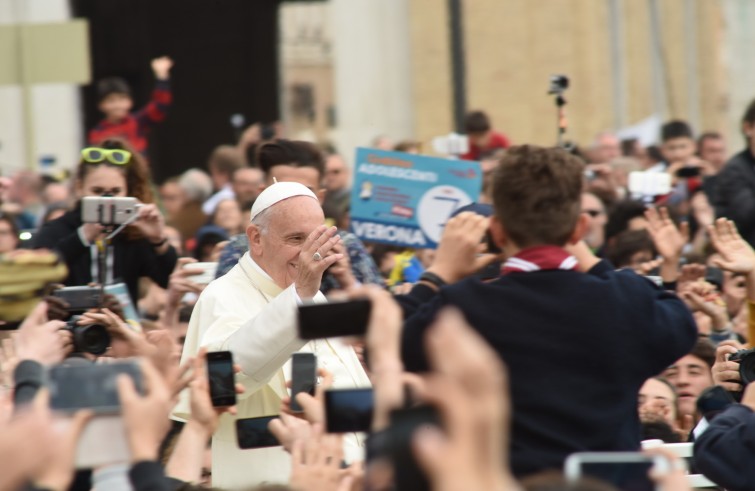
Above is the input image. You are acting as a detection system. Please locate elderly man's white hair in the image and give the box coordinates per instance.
[178,168,213,203]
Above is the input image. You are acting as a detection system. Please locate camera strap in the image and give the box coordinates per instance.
[90,243,114,285]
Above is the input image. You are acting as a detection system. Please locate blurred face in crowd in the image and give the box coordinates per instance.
[468,131,492,148]
[213,199,243,234]
[592,133,621,163]
[76,166,127,198]
[581,193,607,250]
[662,355,713,418]
[248,196,324,290]
[638,378,677,427]
[324,154,350,192]
[699,136,727,170]
[159,181,186,220]
[0,218,19,253]
[722,270,747,319]
[661,137,696,165]
[265,165,325,203]
[43,182,69,205]
[98,93,133,121]
[232,167,264,204]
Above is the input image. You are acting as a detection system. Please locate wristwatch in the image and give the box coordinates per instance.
[419,271,447,289]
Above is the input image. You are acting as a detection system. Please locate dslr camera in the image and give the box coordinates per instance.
[728,348,755,386]
[63,315,111,356]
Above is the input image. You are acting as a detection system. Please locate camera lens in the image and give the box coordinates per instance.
[72,323,111,356]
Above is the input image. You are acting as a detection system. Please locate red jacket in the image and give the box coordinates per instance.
[89,80,172,154]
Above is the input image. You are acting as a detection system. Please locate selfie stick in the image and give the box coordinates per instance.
[94,206,143,293]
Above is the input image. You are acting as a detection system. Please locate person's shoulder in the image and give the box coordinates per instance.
[722,150,754,173]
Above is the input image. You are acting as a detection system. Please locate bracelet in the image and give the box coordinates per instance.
[419,271,447,289]
[150,237,168,247]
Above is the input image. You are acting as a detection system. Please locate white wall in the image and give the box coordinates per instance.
[328,0,415,163]
[0,0,83,174]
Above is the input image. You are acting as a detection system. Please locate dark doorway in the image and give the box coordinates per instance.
[71,0,281,182]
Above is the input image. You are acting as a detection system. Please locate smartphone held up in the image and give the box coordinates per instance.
[207,351,237,408]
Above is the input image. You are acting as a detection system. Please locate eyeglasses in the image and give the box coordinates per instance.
[582,209,603,218]
[81,147,131,165]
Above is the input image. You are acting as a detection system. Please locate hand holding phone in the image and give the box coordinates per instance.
[290,353,317,413]
[207,351,237,407]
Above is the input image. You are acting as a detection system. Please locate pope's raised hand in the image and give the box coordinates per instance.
[295,225,343,299]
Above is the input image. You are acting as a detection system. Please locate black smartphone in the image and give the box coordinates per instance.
[298,299,372,339]
[207,351,237,407]
[324,388,374,433]
[676,166,702,178]
[697,385,735,421]
[388,405,442,491]
[235,416,280,449]
[52,286,103,313]
[49,360,143,414]
[290,353,317,413]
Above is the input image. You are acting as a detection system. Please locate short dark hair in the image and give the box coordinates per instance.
[464,110,491,134]
[690,337,716,369]
[97,77,131,102]
[492,145,584,247]
[605,229,656,268]
[257,139,325,179]
[660,120,694,142]
[604,200,648,242]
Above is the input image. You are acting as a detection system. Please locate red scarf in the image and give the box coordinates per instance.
[501,245,578,275]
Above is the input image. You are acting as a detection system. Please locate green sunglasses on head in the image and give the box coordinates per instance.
[81,147,132,165]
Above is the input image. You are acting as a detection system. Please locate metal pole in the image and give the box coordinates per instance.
[13,0,36,170]
[448,0,466,133]
[608,0,627,130]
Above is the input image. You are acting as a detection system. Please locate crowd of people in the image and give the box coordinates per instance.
[4,54,755,491]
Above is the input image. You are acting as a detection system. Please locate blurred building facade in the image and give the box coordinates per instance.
[281,0,755,160]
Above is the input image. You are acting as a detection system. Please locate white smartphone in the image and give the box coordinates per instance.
[81,197,139,225]
[564,451,670,491]
[183,262,218,284]
[628,172,671,197]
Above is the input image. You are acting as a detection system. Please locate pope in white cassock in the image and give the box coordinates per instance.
[173,182,371,489]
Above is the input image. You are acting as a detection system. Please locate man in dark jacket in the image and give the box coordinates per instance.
[693,382,755,491]
[400,145,697,478]
[714,98,755,246]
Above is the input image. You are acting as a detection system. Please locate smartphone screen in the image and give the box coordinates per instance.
[325,388,374,433]
[290,353,317,412]
[565,453,667,491]
[298,298,372,339]
[235,416,280,449]
[49,361,143,414]
[207,351,237,407]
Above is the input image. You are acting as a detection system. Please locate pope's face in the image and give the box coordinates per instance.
[249,196,324,289]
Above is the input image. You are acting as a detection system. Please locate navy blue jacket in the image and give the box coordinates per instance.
[400,260,696,478]
[694,404,755,491]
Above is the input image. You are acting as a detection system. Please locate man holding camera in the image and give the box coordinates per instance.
[174,181,369,489]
